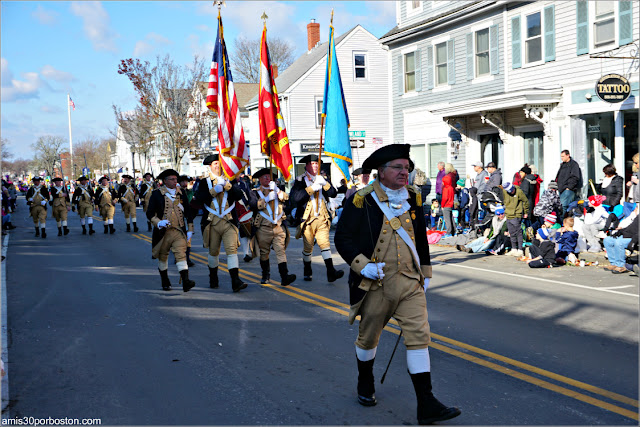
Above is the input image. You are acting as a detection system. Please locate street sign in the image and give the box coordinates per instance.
[82,167,90,176]
[349,130,365,138]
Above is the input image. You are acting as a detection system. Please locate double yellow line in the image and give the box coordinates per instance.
[131,232,638,421]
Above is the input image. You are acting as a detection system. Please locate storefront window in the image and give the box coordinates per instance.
[480,134,503,169]
[624,110,639,187]
[523,131,544,182]
[427,142,446,180]
[583,112,614,184]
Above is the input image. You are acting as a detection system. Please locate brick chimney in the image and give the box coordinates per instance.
[307,19,320,51]
[272,64,278,79]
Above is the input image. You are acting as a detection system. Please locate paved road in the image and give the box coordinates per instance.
[2,202,638,425]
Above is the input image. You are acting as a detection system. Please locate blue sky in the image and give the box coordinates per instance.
[1,1,396,160]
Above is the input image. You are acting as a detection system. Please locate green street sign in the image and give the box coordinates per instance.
[349,130,365,138]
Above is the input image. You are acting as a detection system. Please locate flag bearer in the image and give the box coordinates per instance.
[26,176,49,238]
[50,177,71,236]
[72,176,96,235]
[118,174,139,232]
[139,173,157,231]
[95,176,118,234]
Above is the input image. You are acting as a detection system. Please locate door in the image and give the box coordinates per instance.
[523,131,544,182]
[480,134,504,169]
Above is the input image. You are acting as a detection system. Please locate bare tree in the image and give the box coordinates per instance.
[112,105,156,174]
[31,135,65,177]
[72,136,113,178]
[2,158,33,178]
[1,137,14,163]
[232,35,295,83]
[117,54,212,171]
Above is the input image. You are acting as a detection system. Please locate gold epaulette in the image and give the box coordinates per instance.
[406,185,422,206]
[353,185,374,209]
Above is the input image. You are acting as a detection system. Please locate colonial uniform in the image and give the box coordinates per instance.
[139,173,157,231]
[334,144,460,425]
[178,175,195,267]
[247,168,296,286]
[25,177,50,238]
[94,177,118,234]
[195,154,247,292]
[117,175,139,232]
[345,167,372,200]
[146,169,195,292]
[49,178,71,236]
[72,176,96,235]
[289,155,344,282]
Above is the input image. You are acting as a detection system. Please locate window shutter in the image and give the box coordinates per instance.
[511,16,521,69]
[544,4,556,62]
[396,55,403,95]
[490,24,499,74]
[415,49,422,92]
[426,45,434,90]
[576,1,589,55]
[466,33,474,80]
[447,40,456,85]
[619,1,633,46]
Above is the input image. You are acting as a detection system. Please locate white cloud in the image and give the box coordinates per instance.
[41,65,76,82]
[198,1,297,39]
[196,24,211,33]
[186,34,215,62]
[70,1,118,53]
[40,105,64,114]
[133,32,172,57]
[1,58,13,87]
[32,5,59,25]
[0,59,49,103]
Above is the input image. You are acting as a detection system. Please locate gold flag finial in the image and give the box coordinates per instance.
[261,11,268,24]
[330,8,334,25]
[214,1,225,10]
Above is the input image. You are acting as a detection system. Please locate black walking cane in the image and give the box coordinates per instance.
[380,331,402,384]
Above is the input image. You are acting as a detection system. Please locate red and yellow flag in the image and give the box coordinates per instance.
[259,25,293,181]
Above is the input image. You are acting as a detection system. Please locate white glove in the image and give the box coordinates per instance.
[40,200,47,206]
[157,219,170,228]
[121,199,127,203]
[423,278,430,293]
[266,191,277,202]
[314,175,327,186]
[268,181,277,191]
[311,183,323,192]
[28,198,33,202]
[187,231,193,241]
[361,262,385,280]
[217,177,228,187]
[213,184,224,194]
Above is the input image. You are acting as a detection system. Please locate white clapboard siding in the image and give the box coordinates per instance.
[398,1,472,29]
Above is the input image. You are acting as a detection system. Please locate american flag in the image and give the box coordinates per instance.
[206,12,248,180]
[69,97,76,110]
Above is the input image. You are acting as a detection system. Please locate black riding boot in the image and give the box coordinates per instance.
[409,372,461,425]
[230,268,248,292]
[89,224,95,235]
[41,228,46,238]
[278,263,296,286]
[35,227,40,237]
[82,225,87,235]
[179,269,195,292]
[186,248,195,267]
[159,269,172,291]
[104,225,109,234]
[260,259,270,284]
[147,221,152,231]
[243,254,253,262]
[109,224,116,234]
[325,258,344,282]
[57,227,63,236]
[126,223,131,232]
[63,226,69,235]
[208,267,219,288]
[356,358,377,407]
[303,260,312,281]
[133,222,139,232]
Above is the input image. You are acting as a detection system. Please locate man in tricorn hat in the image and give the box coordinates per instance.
[335,144,460,425]
[26,176,50,238]
[118,174,139,232]
[289,154,344,282]
[345,167,372,200]
[146,169,195,292]
[72,176,96,235]
[95,176,118,234]
[50,177,71,236]
[139,172,157,231]
[196,153,248,292]
[248,168,296,286]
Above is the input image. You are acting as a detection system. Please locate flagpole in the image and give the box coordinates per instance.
[317,9,334,170]
[67,94,74,180]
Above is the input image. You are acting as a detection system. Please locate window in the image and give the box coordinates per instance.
[475,28,490,76]
[594,1,615,47]
[354,52,367,80]
[404,52,416,92]
[427,143,446,180]
[525,12,542,63]
[315,98,323,127]
[435,42,448,86]
[407,1,422,16]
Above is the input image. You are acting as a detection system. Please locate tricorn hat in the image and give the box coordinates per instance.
[353,167,372,176]
[32,176,42,181]
[52,177,63,183]
[77,176,89,181]
[298,154,320,164]
[253,168,273,179]
[203,153,219,165]
[143,172,154,178]
[362,144,414,172]
[178,175,191,183]
[98,176,110,183]
[157,169,179,181]
[121,174,133,180]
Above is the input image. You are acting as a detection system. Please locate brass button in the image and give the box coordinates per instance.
[382,230,387,234]
[385,221,389,224]
[406,218,410,223]
[355,260,360,263]
[380,239,384,243]
[377,248,381,252]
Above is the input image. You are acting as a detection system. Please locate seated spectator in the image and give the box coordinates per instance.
[582,195,609,252]
[429,199,442,229]
[603,204,639,274]
[533,181,562,222]
[458,205,507,253]
[527,220,559,268]
[555,217,579,265]
[598,163,624,208]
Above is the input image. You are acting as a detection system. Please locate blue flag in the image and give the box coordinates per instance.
[322,24,352,183]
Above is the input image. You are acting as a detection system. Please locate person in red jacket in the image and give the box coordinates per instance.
[442,174,455,235]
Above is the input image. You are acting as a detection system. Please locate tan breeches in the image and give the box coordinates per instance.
[99,204,115,221]
[122,202,136,219]
[30,206,47,225]
[206,221,239,256]
[77,203,93,219]
[302,218,331,253]
[256,224,287,263]
[356,276,430,351]
[153,228,187,262]
[52,205,68,222]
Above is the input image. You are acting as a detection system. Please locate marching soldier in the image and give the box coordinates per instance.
[94,176,118,234]
[146,169,195,292]
[345,167,372,200]
[118,174,139,232]
[247,168,296,286]
[178,175,195,267]
[139,172,156,231]
[50,177,71,236]
[72,176,96,235]
[196,153,247,292]
[334,144,460,425]
[289,155,344,282]
[26,176,50,238]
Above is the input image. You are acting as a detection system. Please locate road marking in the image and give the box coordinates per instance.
[129,233,639,419]
[436,262,639,298]
[600,286,634,290]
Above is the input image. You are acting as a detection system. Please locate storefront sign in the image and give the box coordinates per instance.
[349,130,366,138]
[587,124,600,133]
[372,137,383,145]
[301,143,320,153]
[595,74,631,103]
[350,139,365,148]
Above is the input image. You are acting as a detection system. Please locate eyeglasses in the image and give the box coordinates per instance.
[385,165,410,172]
